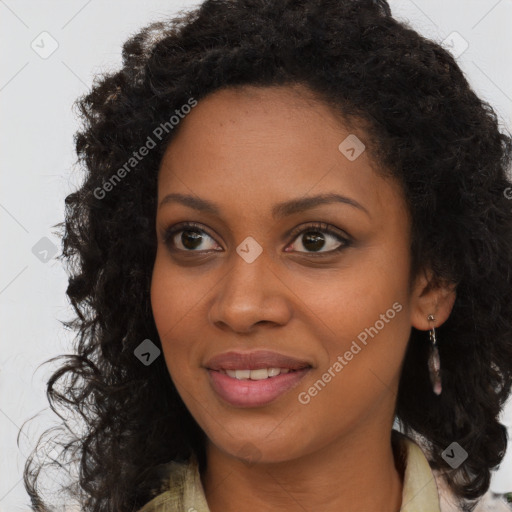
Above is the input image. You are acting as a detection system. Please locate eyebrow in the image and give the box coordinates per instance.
[159,192,370,218]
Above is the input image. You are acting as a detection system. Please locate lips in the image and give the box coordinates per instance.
[207,367,311,407]
[204,350,312,371]
[204,350,313,407]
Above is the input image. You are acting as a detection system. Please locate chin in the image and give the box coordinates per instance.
[208,433,307,467]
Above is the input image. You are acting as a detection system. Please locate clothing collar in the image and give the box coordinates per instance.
[137,433,441,511]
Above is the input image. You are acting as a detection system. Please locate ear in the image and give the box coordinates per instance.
[410,268,457,330]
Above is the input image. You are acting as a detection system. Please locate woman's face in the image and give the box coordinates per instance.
[151,84,421,464]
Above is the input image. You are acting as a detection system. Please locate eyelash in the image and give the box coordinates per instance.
[162,221,352,256]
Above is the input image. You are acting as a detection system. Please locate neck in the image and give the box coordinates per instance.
[201,426,404,512]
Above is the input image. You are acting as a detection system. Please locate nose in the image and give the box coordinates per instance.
[208,250,293,334]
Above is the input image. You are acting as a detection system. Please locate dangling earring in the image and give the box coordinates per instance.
[427,314,442,395]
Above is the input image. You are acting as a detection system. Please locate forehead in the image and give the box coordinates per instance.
[157,85,407,222]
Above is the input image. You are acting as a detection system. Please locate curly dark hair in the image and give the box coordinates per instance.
[21,0,512,510]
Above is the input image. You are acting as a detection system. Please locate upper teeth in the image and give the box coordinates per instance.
[223,368,291,380]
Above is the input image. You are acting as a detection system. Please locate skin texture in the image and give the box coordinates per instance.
[150,84,456,512]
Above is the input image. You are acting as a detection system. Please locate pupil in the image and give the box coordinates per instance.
[182,230,203,250]
[179,230,327,251]
[303,231,325,251]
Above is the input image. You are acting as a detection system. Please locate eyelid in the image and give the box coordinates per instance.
[162,220,352,254]
[286,221,352,244]
[162,221,219,247]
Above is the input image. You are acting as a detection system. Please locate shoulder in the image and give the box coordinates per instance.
[434,471,512,512]
[396,431,512,512]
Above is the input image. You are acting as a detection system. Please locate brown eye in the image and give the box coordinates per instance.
[163,222,221,252]
[286,222,352,255]
[162,221,351,256]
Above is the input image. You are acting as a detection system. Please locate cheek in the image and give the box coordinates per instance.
[150,255,199,373]
[292,292,410,450]
[150,249,211,339]
[150,260,177,342]
[304,254,409,350]
[298,245,412,405]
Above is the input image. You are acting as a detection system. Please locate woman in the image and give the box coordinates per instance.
[23,0,512,511]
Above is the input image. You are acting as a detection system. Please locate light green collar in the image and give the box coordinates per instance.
[137,434,441,511]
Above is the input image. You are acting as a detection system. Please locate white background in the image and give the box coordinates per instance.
[1,0,512,510]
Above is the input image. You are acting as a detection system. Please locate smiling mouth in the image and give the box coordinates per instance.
[207,366,312,408]
[215,367,305,380]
